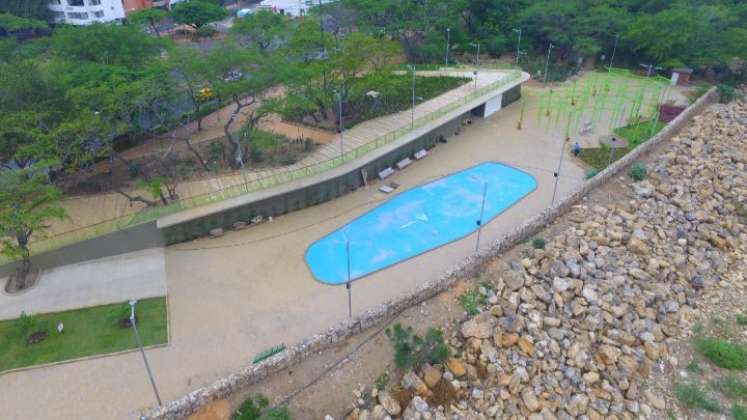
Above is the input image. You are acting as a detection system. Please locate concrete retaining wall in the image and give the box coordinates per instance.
[139,86,718,420]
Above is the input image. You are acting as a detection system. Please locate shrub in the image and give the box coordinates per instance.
[674,382,721,413]
[385,323,449,370]
[585,169,598,180]
[718,84,736,104]
[711,374,747,399]
[734,404,747,420]
[459,288,487,317]
[375,371,390,391]
[629,163,647,182]
[232,395,291,420]
[531,237,546,250]
[738,314,747,327]
[694,337,747,370]
[686,360,703,374]
[16,311,37,340]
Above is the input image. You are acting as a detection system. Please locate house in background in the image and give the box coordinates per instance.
[48,0,126,24]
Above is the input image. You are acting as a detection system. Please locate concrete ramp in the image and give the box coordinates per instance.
[0,247,167,320]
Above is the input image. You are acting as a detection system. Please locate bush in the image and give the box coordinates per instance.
[16,311,37,340]
[734,404,747,420]
[232,395,291,420]
[585,169,598,180]
[674,382,721,413]
[385,323,449,370]
[718,84,736,104]
[531,237,546,250]
[694,337,747,370]
[629,163,647,182]
[459,288,487,317]
[737,314,747,326]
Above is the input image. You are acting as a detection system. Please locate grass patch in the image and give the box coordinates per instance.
[232,394,291,420]
[737,314,747,327]
[674,382,722,413]
[578,146,632,171]
[459,288,487,317]
[734,404,747,420]
[695,337,747,370]
[385,323,448,370]
[687,360,704,374]
[0,297,167,372]
[712,374,747,400]
[531,237,546,250]
[613,119,666,146]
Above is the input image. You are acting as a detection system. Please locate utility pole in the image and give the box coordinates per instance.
[346,238,352,319]
[608,33,619,72]
[543,43,555,84]
[337,90,344,161]
[475,183,488,252]
[512,28,522,65]
[445,28,451,66]
[551,138,567,206]
[129,300,162,407]
[410,64,416,129]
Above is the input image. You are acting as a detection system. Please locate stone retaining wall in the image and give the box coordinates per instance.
[139,87,718,420]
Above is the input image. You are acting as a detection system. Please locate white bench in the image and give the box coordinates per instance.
[378,167,395,180]
[414,149,428,160]
[396,158,412,170]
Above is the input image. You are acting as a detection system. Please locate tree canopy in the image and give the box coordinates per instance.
[172,0,228,29]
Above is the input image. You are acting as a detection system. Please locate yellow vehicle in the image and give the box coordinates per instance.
[197,87,215,102]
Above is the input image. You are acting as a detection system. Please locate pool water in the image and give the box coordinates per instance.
[305,162,537,284]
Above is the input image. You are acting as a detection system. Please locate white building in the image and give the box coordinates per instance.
[48,0,126,25]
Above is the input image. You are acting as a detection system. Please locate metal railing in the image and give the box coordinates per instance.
[12,70,523,261]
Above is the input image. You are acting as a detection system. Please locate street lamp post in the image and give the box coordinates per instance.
[543,43,555,84]
[608,33,620,72]
[129,300,162,407]
[410,64,416,129]
[475,183,488,252]
[551,138,567,206]
[512,28,522,65]
[445,28,451,66]
[337,90,344,161]
[346,238,352,319]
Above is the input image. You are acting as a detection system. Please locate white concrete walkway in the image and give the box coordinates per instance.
[0,248,167,320]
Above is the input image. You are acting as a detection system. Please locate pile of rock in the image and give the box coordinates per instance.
[347,100,746,419]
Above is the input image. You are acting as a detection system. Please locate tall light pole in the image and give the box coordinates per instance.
[129,300,162,407]
[551,138,567,206]
[512,28,522,65]
[543,43,555,84]
[337,90,344,161]
[640,63,662,77]
[608,33,619,72]
[445,28,451,66]
[410,64,416,129]
[475,183,488,252]
[469,42,480,67]
[318,0,324,51]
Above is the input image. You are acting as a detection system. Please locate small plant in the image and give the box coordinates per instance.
[385,323,449,370]
[232,394,291,420]
[737,314,747,327]
[629,163,647,182]
[375,371,390,391]
[585,169,598,179]
[734,404,747,420]
[531,237,546,250]
[16,311,37,341]
[674,382,722,413]
[718,83,736,104]
[694,337,747,370]
[687,360,703,374]
[459,288,487,316]
[711,374,747,399]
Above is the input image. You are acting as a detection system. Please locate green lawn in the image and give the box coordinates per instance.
[579,118,665,171]
[613,119,666,147]
[0,297,168,372]
[578,146,632,171]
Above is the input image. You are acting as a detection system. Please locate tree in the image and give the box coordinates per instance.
[0,170,65,292]
[127,7,170,37]
[0,0,50,21]
[172,0,227,30]
[0,13,47,38]
[231,10,288,52]
[51,24,163,67]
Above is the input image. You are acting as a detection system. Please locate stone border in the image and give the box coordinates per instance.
[139,87,717,420]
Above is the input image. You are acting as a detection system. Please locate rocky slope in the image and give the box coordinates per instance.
[346,100,747,420]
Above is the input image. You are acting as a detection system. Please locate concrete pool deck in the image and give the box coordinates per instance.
[0,84,590,419]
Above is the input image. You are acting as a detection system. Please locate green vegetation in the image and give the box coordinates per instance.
[459,288,487,317]
[712,374,747,400]
[252,344,286,364]
[737,314,747,327]
[385,323,449,370]
[718,84,737,104]
[628,163,648,182]
[687,360,704,375]
[585,169,598,180]
[0,297,167,372]
[232,395,291,420]
[674,382,722,413]
[171,0,228,30]
[531,237,547,250]
[695,337,747,370]
[614,119,665,147]
[734,404,747,420]
[578,146,631,171]
[375,371,390,391]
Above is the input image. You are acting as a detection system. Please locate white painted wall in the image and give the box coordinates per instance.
[482,94,503,118]
[48,0,126,25]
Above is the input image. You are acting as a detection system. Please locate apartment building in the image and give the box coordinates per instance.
[48,0,126,25]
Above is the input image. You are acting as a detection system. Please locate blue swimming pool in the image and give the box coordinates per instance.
[305,162,537,285]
